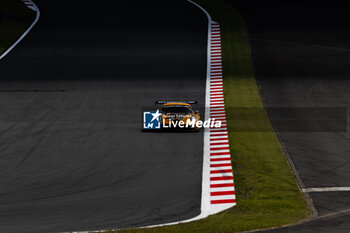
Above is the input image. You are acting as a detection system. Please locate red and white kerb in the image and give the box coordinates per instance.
[209,22,236,209]
[21,0,36,11]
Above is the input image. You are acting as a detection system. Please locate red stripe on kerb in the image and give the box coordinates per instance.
[209,134,228,138]
[210,176,233,181]
[210,138,228,141]
[210,169,232,174]
[210,147,230,151]
[210,146,230,151]
[210,111,225,114]
[210,163,231,168]
[210,157,231,162]
[211,183,234,188]
[211,190,235,196]
[211,199,236,204]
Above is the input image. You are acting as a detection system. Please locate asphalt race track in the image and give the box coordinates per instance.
[230,1,350,232]
[0,1,207,232]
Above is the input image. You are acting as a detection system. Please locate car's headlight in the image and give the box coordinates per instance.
[191,115,196,121]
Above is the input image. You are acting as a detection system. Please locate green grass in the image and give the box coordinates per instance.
[106,1,309,232]
[0,0,35,55]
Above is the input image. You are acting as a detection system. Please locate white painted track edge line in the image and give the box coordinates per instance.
[303,187,350,192]
[0,1,40,60]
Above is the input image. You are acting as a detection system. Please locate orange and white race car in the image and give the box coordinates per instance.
[155,100,200,130]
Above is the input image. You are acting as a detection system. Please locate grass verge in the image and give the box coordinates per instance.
[0,0,35,56]
[109,0,309,232]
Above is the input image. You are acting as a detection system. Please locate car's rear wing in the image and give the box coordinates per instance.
[155,100,198,105]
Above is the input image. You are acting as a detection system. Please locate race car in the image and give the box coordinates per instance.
[155,100,200,130]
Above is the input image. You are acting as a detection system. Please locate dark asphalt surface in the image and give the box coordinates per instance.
[0,1,207,232]
[229,0,350,232]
